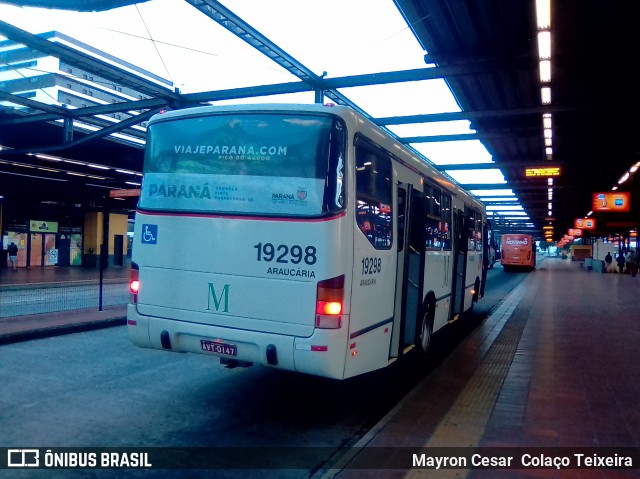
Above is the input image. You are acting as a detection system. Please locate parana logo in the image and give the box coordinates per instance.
[272,193,295,201]
[148,183,211,199]
[272,188,308,203]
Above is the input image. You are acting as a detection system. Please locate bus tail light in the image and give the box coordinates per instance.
[527,251,531,261]
[315,275,344,329]
[129,262,139,303]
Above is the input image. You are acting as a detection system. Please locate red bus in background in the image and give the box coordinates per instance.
[501,234,536,271]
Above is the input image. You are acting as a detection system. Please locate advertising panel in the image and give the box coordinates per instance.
[29,220,59,233]
[591,192,630,212]
[574,218,596,230]
[568,228,583,236]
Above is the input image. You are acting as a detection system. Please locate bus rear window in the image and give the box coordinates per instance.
[139,113,345,217]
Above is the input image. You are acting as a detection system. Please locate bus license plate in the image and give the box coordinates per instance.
[200,340,237,356]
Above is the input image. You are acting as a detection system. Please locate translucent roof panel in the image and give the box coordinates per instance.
[0,0,518,201]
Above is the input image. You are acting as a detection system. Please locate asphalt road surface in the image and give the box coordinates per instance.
[0,262,534,479]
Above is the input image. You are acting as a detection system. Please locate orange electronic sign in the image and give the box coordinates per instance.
[568,228,583,236]
[525,166,561,177]
[592,192,630,212]
[575,218,596,230]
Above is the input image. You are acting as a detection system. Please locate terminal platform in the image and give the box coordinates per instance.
[1,259,639,478]
[330,257,640,478]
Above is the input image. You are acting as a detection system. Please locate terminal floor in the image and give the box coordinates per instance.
[333,258,640,479]
[1,260,639,478]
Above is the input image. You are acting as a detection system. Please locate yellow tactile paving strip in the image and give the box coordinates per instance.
[406,280,533,479]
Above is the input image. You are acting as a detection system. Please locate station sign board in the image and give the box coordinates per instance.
[29,220,58,233]
[525,166,561,177]
[574,218,596,230]
[109,189,141,198]
[591,192,630,212]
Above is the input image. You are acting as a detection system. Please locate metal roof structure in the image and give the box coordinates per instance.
[0,0,638,240]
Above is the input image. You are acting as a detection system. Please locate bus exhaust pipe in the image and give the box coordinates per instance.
[220,358,253,369]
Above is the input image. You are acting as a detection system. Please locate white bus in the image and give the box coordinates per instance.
[128,103,489,380]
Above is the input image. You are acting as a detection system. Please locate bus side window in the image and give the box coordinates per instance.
[441,194,452,250]
[397,188,406,252]
[355,141,393,249]
[409,192,425,252]
[425,184,442,250]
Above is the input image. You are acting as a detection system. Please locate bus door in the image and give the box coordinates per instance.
[392,184,426,357]
[450,208,467,321]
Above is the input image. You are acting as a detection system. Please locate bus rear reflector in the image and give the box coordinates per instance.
[315,275,344,329]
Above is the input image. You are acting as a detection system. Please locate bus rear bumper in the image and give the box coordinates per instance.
[126,305,348,379]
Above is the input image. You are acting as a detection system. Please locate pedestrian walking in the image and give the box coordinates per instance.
[628,250,638,277]
[7,242,18,271]
[616,251,626,274]
[604,251,613,273]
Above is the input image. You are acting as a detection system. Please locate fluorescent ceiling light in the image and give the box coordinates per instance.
[541,87,552,104]
[540,60,551,82]
[446,170,506,185]
[471,189,515,196]
[536,0,551,29]
[537,31,551,59]
[34,153,63,162]
[486,205,524,211]
[481,197,519,202]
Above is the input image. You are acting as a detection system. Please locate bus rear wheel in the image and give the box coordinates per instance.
[416,298,435,358]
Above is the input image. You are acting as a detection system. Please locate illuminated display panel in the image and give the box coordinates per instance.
[568,228,583,236]
[525,166,561,177]
[591,192,630,212]
[575,218,596,230]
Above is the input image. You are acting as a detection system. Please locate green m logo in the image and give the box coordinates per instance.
[206,282,230,312]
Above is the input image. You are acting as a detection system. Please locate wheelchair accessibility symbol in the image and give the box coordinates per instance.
[141,224,158,244]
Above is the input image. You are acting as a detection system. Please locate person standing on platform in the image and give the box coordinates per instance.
[628,250,638,277]
[616,251,626,274]
[7,241,18,271]
[604,251,613,273]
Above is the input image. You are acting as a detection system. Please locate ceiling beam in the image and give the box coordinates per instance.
[465,183,568,190]
[183,0,369,117]
[0,97,170,125]
[435,161,569,171]
[0,91,68,116]
[0,0,149,10]
[0,108,159,156]
[373,105,573,125]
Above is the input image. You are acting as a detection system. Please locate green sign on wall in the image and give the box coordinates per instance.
[29,220,59,233]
